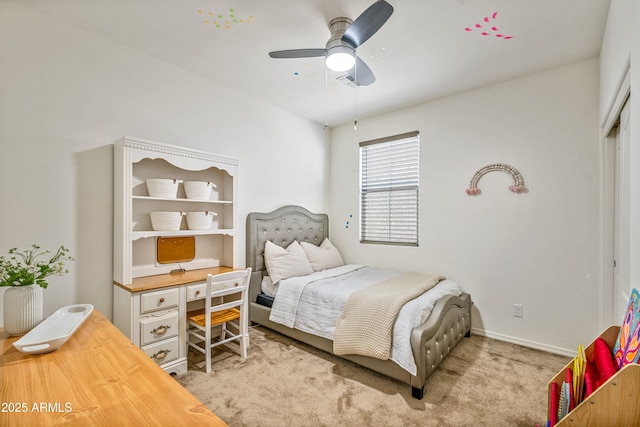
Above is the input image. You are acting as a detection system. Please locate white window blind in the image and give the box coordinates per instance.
[359,131,419,246]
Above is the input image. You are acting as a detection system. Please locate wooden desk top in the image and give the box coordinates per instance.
[0,310,227,427]
[114,266,235,293]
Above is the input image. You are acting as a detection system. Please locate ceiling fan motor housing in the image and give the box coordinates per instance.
[325,18,356,71]
[326,17,355,49]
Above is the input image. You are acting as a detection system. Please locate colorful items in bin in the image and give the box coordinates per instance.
[572,344,585,405]
[549,382,558,426]
[550,292,640,426]
[550,340,616,426]
[550,367,574,425]
[584,359,597,398]
[565,367,574,412]
[556,373,572,422]
[593,338,617,383]
[612,288,640,369]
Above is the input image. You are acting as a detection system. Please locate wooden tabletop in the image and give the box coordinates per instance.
[114,266,235,293]
[0,310,227,427]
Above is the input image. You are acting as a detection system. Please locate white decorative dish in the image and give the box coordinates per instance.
[186,211,218,230]
[13,304,94,354]
[150,211,185,231]
[146,179,182,198]
[184,181,216,200]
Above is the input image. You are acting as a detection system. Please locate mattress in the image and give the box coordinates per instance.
[260,265,462,375]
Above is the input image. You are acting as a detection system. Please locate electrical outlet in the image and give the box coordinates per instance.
[513,303,524,318]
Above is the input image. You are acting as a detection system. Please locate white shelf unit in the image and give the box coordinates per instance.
[113,136,239,375]
[114,137,238,283]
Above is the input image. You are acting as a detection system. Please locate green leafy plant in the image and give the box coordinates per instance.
[0,244,74,288]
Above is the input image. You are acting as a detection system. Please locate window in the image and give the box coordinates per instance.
[359,131,420,246]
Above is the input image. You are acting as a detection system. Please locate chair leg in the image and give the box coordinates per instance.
[240,310,247,359]
[205,327,212,374]
[220,322,227,341]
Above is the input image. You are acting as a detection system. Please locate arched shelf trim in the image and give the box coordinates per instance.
[466,163,527,196]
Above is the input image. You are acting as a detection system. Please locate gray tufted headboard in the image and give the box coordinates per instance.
[245,205,328,303]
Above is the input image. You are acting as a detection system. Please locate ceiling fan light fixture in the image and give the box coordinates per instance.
[325,45,356,72]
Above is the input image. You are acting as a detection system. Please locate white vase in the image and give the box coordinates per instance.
[3,285,44,336]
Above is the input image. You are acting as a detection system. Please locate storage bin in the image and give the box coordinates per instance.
[184,181,216,200]
[150,212,184,231]
[186,211,217,230]
[146,179,182,198]
[549,325,640,426]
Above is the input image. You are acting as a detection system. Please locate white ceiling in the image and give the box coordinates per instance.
[19,0,611,127]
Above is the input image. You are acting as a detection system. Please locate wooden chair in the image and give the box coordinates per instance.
[186,268,251,373]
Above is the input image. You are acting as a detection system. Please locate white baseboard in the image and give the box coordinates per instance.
[471,327,577,358]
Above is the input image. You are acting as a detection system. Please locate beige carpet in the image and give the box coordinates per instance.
[176,326,570,427]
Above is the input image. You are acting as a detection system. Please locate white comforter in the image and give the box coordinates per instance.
[268,265,462,376]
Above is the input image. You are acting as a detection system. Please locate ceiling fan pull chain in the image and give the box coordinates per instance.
[354,56,358,130]
[324,65,329,130]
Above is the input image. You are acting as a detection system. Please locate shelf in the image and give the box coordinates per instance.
[114,136,239,376]
[132,229,234,240]
[549,325,640,426]
[133,196,232,204]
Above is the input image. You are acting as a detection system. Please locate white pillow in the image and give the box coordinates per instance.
[261,275,278,297]
[264,240,314,284]
[300,238,344,272]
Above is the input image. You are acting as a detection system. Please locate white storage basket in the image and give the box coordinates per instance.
[184,181,216,200]
[186,211,217,230]
[150,212,185,231]
[146,179,182,198]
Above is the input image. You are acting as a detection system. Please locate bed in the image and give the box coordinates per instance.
[246,205,472,399]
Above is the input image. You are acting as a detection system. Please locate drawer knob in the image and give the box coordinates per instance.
[152,349,171,361]
[195,290,200,295]
[150,325,171,335]
[159,298,165,303]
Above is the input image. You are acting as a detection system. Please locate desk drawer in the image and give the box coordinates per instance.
[186,283,206,301]
[140,288,179,314]
[140,311,179,346]
[186,279,243,301]
[142,336,179,366]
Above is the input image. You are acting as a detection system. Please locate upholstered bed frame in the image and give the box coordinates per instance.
[246,205,472,399]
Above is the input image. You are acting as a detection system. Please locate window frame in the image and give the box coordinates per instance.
[359,131,420,246]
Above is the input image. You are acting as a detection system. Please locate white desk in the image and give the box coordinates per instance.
[113,266,242,375]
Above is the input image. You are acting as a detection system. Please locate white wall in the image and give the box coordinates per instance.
[0,1,329,324]
[599,0,640,318]
[1,1,624,358]
[329,59,601,355]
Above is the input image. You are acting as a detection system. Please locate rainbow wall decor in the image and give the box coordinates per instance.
[466,163,526,196]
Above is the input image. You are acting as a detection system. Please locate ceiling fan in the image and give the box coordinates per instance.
[268,0,394,86]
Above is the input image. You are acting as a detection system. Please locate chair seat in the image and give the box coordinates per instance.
[188,308,240,327]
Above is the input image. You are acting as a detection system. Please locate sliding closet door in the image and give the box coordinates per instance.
[613,97,631,320]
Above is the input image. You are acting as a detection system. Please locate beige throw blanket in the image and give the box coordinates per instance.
[333,273,445,359]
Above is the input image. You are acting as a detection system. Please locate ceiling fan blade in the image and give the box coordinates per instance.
[269,48,326,59]
[347,56,376,86]
[342,0,394,48]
